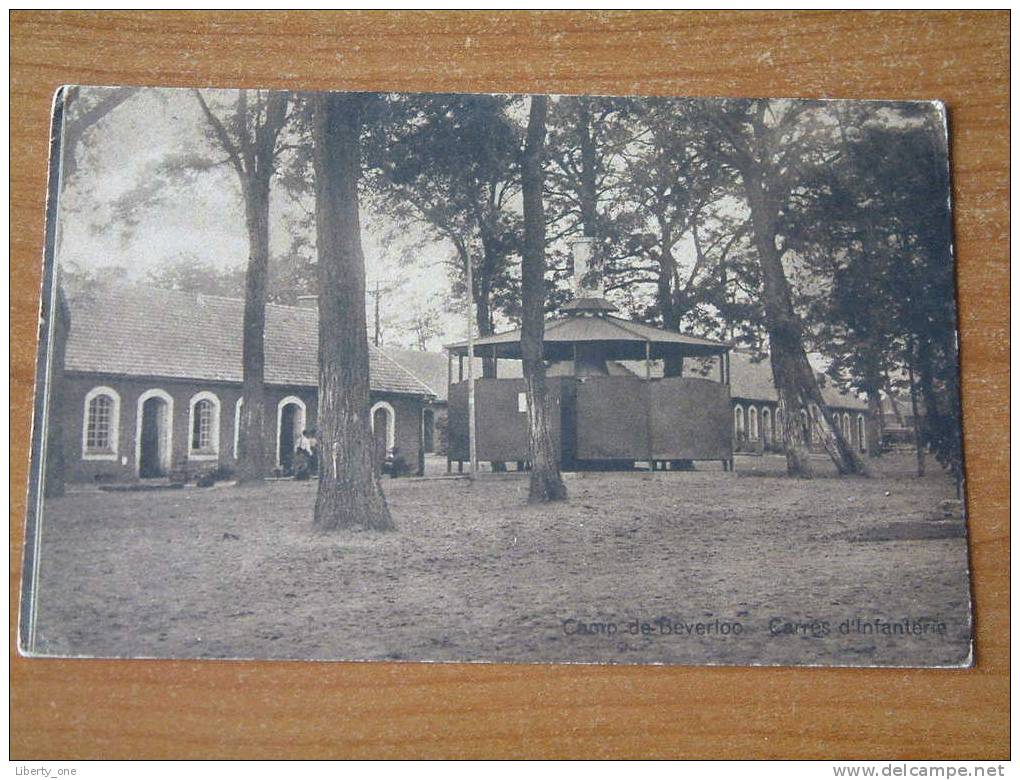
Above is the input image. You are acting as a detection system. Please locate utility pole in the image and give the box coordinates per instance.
[465,247,477,478]
[367,278,398,347]
[370,280,382,346]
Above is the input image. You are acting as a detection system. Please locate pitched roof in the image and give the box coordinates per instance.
[727,351,780,403]
[619,351,867,410]
[881,391,923,418]
[726,351,867,410]
[378,348,449,401]
[63,284,435,398]
[384,351,639,402]
[446,313,728,358]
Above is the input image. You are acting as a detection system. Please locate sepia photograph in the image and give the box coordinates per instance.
[21,86,970,668]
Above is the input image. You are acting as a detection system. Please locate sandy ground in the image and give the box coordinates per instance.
[26,453,972,667]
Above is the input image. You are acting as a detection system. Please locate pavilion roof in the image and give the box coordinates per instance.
[445,313,728,360]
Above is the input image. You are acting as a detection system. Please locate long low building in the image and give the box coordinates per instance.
[49,282,871,484]
[52,285,436,483]
[613,350,870,456]
[721,351,869,455]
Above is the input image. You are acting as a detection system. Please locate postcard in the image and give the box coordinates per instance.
[20,87,970,667]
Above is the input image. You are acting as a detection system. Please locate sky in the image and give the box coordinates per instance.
[54,88,912,370]
[55,87,468,351]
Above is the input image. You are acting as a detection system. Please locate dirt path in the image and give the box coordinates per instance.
[27,454,971,667]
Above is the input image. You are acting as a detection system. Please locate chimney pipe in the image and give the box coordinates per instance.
[570,237,602,299]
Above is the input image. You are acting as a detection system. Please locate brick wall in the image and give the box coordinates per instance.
[58,372,423,482]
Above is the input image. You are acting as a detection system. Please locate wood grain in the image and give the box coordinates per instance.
[10,11,1008,759]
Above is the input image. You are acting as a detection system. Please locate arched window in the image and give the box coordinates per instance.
[842,412,851,441]
[749,406,759,441]
[370,400,396,452]
[857,414,867,453]
[761,407,772,446]
[188,391,221,460]
[733,404,745,441]
[82,386,121,460]
[775,407,783,439]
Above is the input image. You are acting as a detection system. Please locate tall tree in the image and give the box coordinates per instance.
[521,95,567,503]
[194,89,291,484]
[874,109,961,482]
[546,96,637,301]
[47,86,138,496]
[311,92,394,532]
[60,86,140,186]
[616,100,734,373]
[402,299,444,351]
[704,99,867,477]
[796,104,961,479]
[369,94,522,377]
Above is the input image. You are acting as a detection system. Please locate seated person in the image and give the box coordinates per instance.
[294,428,318,480]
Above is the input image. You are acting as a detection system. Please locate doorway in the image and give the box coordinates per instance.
[423,408,435,453]
[278,399,305,474]
[371,401,395,470]
[373,406,389,459]
[139,395,170,478]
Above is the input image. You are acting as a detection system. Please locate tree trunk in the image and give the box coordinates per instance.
[741,166,868,477]
[521,95,567,503]
[311,93,394,532]
[657,244,687,468]
[916,335,946,466]
[861,349,884,458]
[866,388,883,458]
[472,250,503,470]
[474,284,497,378]
[234,177,270,484]
[194,90,290,486]
[884,374,906,426]
[907,346,926,478]
[576,97,599,238]
[60,87,139,186]
[657,247,684,378]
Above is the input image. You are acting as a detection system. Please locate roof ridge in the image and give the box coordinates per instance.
[603,314,729,347]
[107,284,324,314]
[126,285,243,305]
[601,315,654,340]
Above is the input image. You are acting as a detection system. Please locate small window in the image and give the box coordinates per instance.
[734,405,745,440]
[749,406,759,441]
[188,391,220,459]
[193,400,215,451]
[82,386,120,460]
[86,395,114,451]
[761,408,772,445]
[517,392,528,413]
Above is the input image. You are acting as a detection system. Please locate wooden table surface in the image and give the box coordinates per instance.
[10,11,1009,759]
